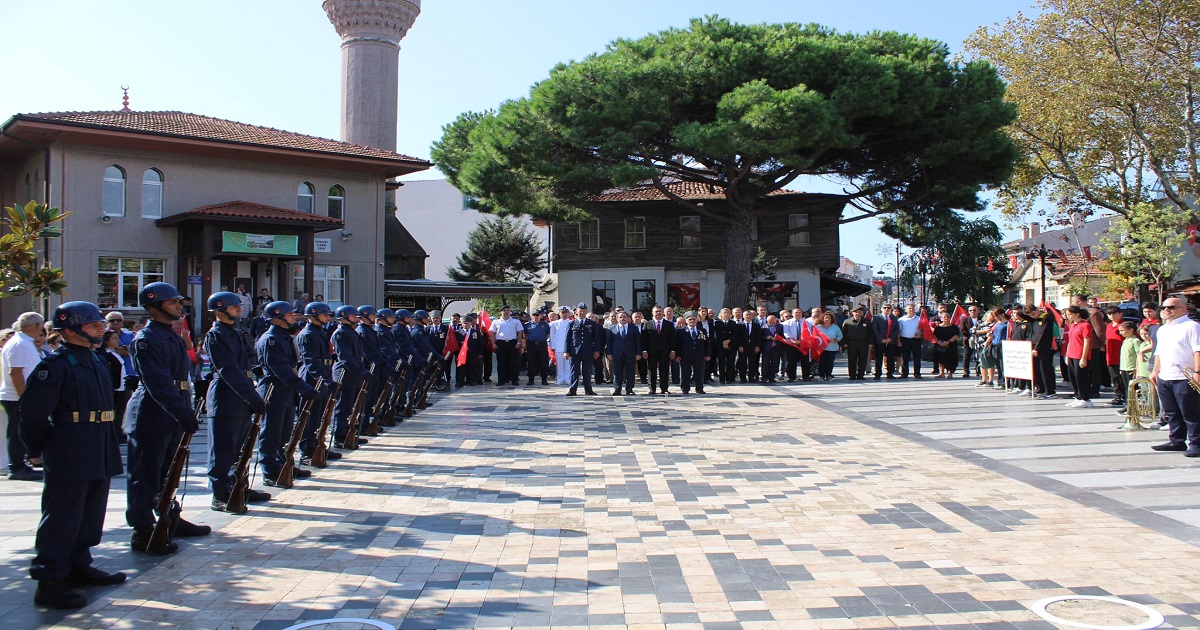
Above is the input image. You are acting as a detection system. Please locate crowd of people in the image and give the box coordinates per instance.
[3,283,1200,610]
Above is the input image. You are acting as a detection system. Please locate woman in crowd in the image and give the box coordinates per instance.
[815,312,842,381]
[974,310,999,388]
[100,330,130,441]
[932,312,961,378]
[1065,305,1096,408]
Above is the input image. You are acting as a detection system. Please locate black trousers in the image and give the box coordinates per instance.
[873,343,896,377]
[636,356,648,383]
[496,340,520,385]
[718,346,736,383]
[761,346,780,381]
[206,413,251,495]
[31,477,111,582]
[846,343,869,378]
[649,352,672,392]
[2,400,31,472]
[526,341,550,381]
[1034,351,1057,396]
[1157,379,1200,447]
[257,384,295,476]
[125,428,182,529]
[900,339,922,376]
[456,355,482,386]
[612,355,636,392]
[679,356,707,393]
[333,372,364,440]
[736,349,760,381]
[785,347,799,380]
[1068,358,1091,401]
[298,390,328,455]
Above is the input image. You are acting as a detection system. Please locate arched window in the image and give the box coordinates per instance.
[297,181,315,213]
[328,184,345,220]
[141,168,164,218]
[103,165,126,216]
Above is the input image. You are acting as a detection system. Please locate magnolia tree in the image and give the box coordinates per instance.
[2,201,69,302]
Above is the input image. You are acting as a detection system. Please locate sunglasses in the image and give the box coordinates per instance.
[1162,305,1182,310]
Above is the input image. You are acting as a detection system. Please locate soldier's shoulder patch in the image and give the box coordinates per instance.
[268,337,277,347]
[135,339,148,352]
[36,369,50,380]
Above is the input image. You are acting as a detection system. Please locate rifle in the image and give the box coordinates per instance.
[146,400,206,555]
[384,361,408,426]
[310,378,341,468]
[343,364,374,450]
[418,359,444,409]
[369,360,402,434]
[227,384,274,515]
[276,377,323,489]
[403,361,430,417]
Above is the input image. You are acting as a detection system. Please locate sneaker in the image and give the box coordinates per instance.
[1075,400,1094,408]
[1066,400,1080,407]
[1008,388,1024,395]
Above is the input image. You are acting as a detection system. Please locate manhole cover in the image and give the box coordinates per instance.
[1032,595,1164,630]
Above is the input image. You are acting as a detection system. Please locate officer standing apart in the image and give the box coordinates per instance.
[204,292,270,513]
[297,302,340,465]
[524,309,551,386]
[331,305,369,448]
[125,282,211,555]
[255,301,318,485]
[20,302,126,609]
[564,303,600,396]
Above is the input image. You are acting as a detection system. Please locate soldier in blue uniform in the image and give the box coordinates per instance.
[204,291,270,513]
[331,305,369,448]
[373,308,400,426]
[255,301,318,485]
[392,309,416,407]
[125,282,211,554]
[298,302,340,464]
[429,310,450,386]
[355,305,384,433]
[20,302,126,609]
[524,309,551,386]
[565,303,601,396]
[674,311,711,394]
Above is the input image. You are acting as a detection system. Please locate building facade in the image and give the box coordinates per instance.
[0,111,429,330]
[551,182,861,314]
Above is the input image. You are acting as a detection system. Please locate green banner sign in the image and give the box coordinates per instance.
[221,231,298,256]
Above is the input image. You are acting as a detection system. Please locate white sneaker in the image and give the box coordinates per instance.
[1076,400,1094,408]
[1007,388,1023,395]
[1066,400,1080,407]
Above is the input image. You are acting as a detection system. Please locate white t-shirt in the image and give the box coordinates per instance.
[490,317,523,341]
[1153,316,1200,381]
[1,332,42,401]
[897,315,921,338]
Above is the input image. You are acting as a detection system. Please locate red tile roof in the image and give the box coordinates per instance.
[590,181,796,202]
[1047,254,1108,277]
[14,110,428,164]
[155,201,344,229]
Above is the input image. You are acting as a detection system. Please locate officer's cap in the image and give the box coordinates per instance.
[430,310,442,317]
[684,310,698,318]
[576,302,588,309]
[558,306,570,311]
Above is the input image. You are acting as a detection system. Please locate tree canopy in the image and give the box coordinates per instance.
[447,215,545,285]
[433,16,1018,307]
[1100,202,1190,301]
[966,0,1200,219]
[898,214,1011,305]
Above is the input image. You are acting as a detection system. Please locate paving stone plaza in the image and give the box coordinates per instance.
[2,377,1199,629]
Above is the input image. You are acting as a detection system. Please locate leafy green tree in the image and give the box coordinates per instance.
[1100,202,1190,301]
[2,201,70,300]
[448,215,545,310]
[433,16,1018,308]
[898,215,1010,305]
[966,0,1200,219]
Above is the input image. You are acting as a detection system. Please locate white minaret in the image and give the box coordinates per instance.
[323,0,421,152]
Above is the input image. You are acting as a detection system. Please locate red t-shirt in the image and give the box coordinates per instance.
[1065,321,1093,360]
[1105,322,1124,365]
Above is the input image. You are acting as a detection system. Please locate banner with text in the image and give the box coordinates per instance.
[221,231,298,256]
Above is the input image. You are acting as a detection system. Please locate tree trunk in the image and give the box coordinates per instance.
[722,215,754,309]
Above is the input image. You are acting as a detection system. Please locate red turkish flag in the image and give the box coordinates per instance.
[442,324,460,358]
[951,304,969,327]
[918,310,935,342]
[457,328,471,367]
[810,325,831,359]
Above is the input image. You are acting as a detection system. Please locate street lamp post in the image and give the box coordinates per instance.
[1028,243,1049,306]
[877,263,898,304]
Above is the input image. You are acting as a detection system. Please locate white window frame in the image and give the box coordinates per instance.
[680,215,701,250]
[97,257,166,309]
[141,168,164,219]
[291,263,347,309]
[328,184,345,220]
[579,219,600,250]
[103,165,126,217]
[624,216,646,249]
[297,181,315,214]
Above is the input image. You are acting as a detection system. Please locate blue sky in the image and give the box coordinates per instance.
[1,0,1039,273]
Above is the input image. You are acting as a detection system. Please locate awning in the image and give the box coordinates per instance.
[156,200,344,232]
[820,272,871,301]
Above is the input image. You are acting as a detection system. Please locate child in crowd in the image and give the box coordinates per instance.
[1116,321,1138,414]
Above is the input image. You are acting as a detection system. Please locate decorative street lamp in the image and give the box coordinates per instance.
[1028,243,1049,306]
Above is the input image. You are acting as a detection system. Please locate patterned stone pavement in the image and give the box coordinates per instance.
[2,376,1199,629]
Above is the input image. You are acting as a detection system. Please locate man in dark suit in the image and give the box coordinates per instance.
[606,311,642,395]
[734,310,764,383]
[674,311,711,394]
[564,303,600,396]
[870,304,899,380]
[841,305,872,380]
[644,305,676,394]
[759,315,782,383]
